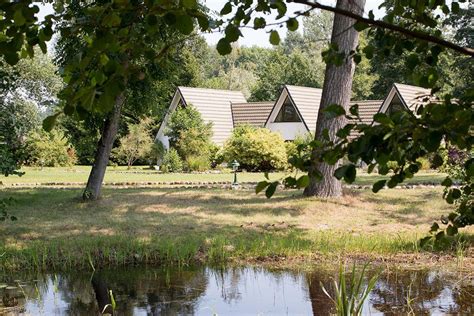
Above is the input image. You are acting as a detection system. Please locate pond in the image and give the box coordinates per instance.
[0,265,472,315]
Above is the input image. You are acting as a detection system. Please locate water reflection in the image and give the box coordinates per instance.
[0,266,472,315]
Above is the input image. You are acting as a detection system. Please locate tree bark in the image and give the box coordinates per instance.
[83,93,125,200]
[303,0,366,198]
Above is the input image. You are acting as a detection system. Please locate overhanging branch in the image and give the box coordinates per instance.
[291,0,474,57]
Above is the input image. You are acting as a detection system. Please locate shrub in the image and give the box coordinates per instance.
[440,146,473,180]
[165,105,214,171]
[161,148,183,172]
[222,125,288,171]
[185,155,210,172]
[148,141,165,166]
[286,133,313,168]
[25,129,77,167]
[114,118,154,169]
[417,157,431,170]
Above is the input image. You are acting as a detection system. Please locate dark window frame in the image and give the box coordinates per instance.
[275,96,301,122]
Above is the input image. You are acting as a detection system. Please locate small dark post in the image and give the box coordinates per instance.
[231,160,240,187]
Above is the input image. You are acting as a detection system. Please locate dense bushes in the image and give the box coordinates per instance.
[161,148,183,172]
[165,105,214,171]
[25,130,77,167]
[222,125,288,171]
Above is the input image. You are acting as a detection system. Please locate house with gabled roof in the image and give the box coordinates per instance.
[155,87,246,149]
[156,83,431,149]
[263,83,431,141]
[379,83,431,115]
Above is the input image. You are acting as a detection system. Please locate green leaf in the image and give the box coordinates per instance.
[296,175,309,188]
[216,38,232,55]
[269,30,280,45]
[13,10,26,26]
[451,2,460,14]
[182,0,197,8]
[349,104,359,116]
[441,177,452,187]
[353,54,362,64]
[334,164,356,183]
[176,15,194,35]
[103,13,121,27]
[265,182,278,198]
[362,45,374,59]
[220,2,232,15]
[43,113,60,132]
[465,158,474,178]
[254,17,266,29]
[323,104,345,118]
[446,225,458,236]
[197,16,209,30]
[353,21,369,31]
[286,18,299,31]
[256,181,269,194]
[373,113,393,126]
[372,180,386,193]
[4,52,19,66]
[430,222,439,232]
[225,24,241,42]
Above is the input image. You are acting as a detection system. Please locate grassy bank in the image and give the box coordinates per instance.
[1,187,472,271]
[0,166,446,186]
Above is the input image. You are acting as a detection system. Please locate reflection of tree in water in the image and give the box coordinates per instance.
[306,270,336,316]
[370,270,448,314]
[0,272,50,313]
[55,267,209,315]
[212,267,243,304]
[448,275,474,315]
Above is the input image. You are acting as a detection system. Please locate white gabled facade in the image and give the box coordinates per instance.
[378,83,431,115]
[265,85,322,140]
[156,87,246,149]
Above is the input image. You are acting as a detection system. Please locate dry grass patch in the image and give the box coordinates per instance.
[0,187,472,271]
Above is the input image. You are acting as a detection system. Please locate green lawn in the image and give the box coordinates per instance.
[0,166,446,186]
[1,186,471,271]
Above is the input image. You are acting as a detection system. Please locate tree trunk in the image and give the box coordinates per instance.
[303,0,366,198]
[83,93,125,200]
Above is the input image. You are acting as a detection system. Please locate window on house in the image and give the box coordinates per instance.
[386,94,406,115]
[275,97,301,122]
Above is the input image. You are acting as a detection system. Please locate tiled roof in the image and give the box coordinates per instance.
[349,100,383,125]
[231,102,274,127]
[348,100,383,138]
[285,85,323,131]
[393,83,431,110]
[177,87,246,145]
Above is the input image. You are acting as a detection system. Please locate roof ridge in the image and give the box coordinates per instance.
[284,84,323,90]
[393,83,430,90]
[178,86,245,93]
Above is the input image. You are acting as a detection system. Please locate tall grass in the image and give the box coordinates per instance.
[321,263,379,316]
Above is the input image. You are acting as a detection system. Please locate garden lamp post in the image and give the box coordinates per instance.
[231,160,240,186]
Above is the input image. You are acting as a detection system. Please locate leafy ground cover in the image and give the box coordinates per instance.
[0,166,446,186]
[1,187,472,271]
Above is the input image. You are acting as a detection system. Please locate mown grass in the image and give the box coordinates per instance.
[1,187,472,271]
[0,166,446,186]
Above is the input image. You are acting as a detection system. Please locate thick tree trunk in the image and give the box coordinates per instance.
[83,93,124,200]
[304,0,366,198]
